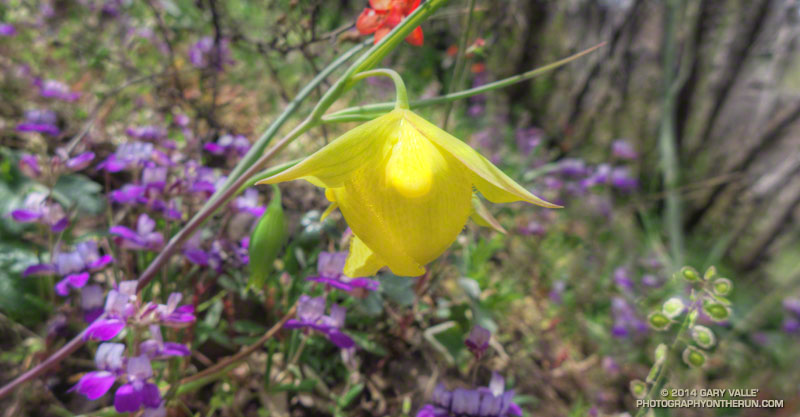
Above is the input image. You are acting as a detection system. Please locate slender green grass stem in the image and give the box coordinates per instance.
[322,43,606,123]
[659,0,685,266]
[442,0,477,130]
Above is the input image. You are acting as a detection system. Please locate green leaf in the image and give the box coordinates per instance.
[378,273,415,306]
[0,244,50,324]
[53,174,104,214]
[233,320,268,335]
[347,331,388,356]
[337,383,364,408]
[271,378,317,392]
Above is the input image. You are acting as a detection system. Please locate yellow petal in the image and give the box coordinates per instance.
[402,110,560,208]
[334,117,472,277]
[470,194,506,234]
[343,235,386,277]
[256,110,404,188]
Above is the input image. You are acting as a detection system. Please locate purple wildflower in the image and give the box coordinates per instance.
[610,167,637,191]
[82,285,106,323]
[140,325,191,358]
[204,134,250,157]
[641,274,662,288]
[189,36,234,69]
[558,158,589,177]
[114,355,162,413]
[418,373,522,417]
[19,154,42,178]
[84,281,138,341]
[16,109,60,136]
[548,280,566,304]
[70,343,125,400]
[0,23,16,36]
[155,292,196,328]
[515,127,543,156]
[464,325,491,358]
[97,142,155,172]
[232,189,266,217]
[306,251,379,293]
[284,295,355,348]
[10,191,68,232]
[613,267,634,292]
[127,126,167,142]
[783,298,800,316]
[110,214,164,251]
[612,139,638,160]
[610,297,647,339]
[36,79,81,101]
[65,151,96,171]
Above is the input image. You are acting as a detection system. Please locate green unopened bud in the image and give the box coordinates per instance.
[648,312,672,331]
[630,379,648,399]
[712,278,732,296]
[703,302,731,322]
[704,266,717,280]
[682,346,706,368]
[654,343,668,364]
[662,297,685,319]
[680,266,700,282]
[248,185,288,289]
[691,325,716,349]
[646,362,661,383]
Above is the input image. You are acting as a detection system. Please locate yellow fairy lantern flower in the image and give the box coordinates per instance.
[257,72,558,278]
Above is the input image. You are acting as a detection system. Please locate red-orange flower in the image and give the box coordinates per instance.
[356,0,423,46]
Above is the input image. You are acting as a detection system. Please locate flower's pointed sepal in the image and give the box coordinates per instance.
[402,110,560,208]
[343,236,387,278]
[470,194,506,234]
[256,112,401,188]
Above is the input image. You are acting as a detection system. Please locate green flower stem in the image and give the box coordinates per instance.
[321,43,606,123]
[238,158,302,193]
[352,68,410,110]
[635,301,696,417]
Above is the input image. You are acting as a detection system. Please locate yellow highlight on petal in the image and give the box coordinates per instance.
[385,122,435,198]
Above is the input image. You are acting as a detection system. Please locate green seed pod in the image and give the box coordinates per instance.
[703,302,731,322]
[704,266,717,281]
[248,185,288,289]
[646,359,662,383]
[662,297,685,319]
[654,343,668,365]
[680,266,700,282]
[712,278,732,296]
[691,325,716,349]
[630,379,648,399]
[648,312,672,331]
[682,346,706,368]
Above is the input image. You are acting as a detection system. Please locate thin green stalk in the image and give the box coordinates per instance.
[659,0,685,266]
[352,69,410,110]
[322,43,606,123]
[442,0,477,129]
[635,304,694,417]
